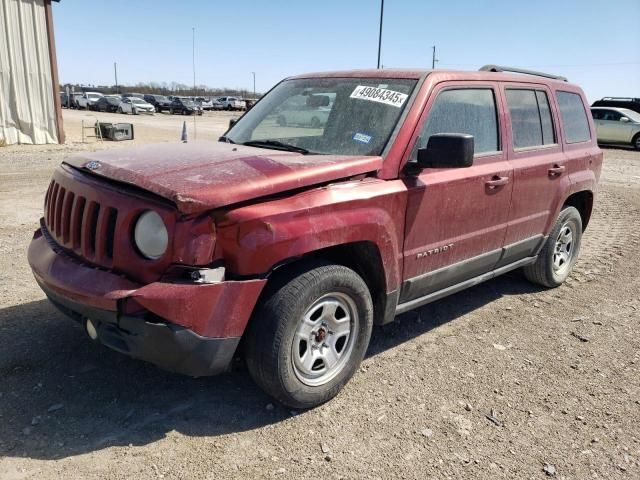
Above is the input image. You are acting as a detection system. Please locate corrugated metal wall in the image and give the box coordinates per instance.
[0,0,58,144]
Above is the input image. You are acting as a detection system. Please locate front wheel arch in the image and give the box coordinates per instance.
[261,241,390,326]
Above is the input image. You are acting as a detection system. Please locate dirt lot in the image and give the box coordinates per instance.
[0,111,639,479]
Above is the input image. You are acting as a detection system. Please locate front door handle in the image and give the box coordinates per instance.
[548,164,566,177]
[485,176,510,189]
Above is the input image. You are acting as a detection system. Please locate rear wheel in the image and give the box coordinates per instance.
[523,206,582,288]
[244,262,373,409]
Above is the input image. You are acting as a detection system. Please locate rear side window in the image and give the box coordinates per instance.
[556,91,591,143]
[505,89,556,149]
[419,88,499,155]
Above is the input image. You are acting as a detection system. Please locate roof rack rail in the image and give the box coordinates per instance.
[601,97,639,101]
[479,64,568,82]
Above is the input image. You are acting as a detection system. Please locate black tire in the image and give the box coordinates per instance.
[632,133,640,151]
[117,107,123,114]
[244,261,373,409]
[523,206,582,288]
[169,108,174,115]
[310,116,321,128]
[277,115,287,127]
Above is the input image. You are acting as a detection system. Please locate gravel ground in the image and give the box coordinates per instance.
[0,115,639,479]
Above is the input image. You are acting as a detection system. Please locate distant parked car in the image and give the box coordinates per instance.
[60,92,73,108]
[592,97,640,115]
[591,107,640,150]
[275,93,333,128]
[94,96,122,113]
[209,98,224,110]
[169,98,203,115]
[118,97,155,115]
[195,97,214,111]
[217,96,246,111]
[76,92,104,109]
[144,94,172,113]
[244,98,258,110]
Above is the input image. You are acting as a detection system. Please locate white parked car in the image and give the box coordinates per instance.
[118,97,155,115]
[217,96,246,111]
[195,97,214,111]
[77,92,104,109]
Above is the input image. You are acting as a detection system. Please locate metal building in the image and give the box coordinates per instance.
[0,0,64,144]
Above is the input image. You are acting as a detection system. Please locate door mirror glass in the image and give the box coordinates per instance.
[417,133,474,169]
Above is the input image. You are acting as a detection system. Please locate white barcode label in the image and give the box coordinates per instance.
[350,85,408,108]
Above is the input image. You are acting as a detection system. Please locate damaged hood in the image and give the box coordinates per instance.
[64,141,382,214]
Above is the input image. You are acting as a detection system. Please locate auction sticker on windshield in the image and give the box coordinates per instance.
[350,85,408,108]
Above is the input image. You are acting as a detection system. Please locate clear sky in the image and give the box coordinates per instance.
[52,0,639,102]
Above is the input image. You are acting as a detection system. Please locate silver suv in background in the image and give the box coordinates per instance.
[217,96,246,111]
[591,107,640,150]
[76,92,104,109]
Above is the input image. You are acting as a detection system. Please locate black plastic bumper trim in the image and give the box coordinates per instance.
[41,282,239,377]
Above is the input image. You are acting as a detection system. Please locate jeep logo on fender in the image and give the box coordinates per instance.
[417,243,454,259]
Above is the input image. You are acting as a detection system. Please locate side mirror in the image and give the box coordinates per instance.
[417,133,474,169]
[620,117,630,123]
[229,118,238,129]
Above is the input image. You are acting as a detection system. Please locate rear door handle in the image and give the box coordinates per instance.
[548,165,566,177]
[485,176,510,189]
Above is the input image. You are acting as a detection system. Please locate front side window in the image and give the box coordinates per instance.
[418,88,499,155]
[601,110,622,121]
[506,89,556,149]
[225,77,417,156]
[556,91,591,144]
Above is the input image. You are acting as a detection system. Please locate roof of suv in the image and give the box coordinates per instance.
[288,68,576,88]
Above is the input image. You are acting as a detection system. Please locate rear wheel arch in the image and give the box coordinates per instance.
[563,190,594,231]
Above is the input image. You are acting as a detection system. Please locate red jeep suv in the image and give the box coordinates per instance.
[28,65,602,408]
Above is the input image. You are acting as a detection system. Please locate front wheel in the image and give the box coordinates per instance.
[633,133,640,151]
[244,262,373,409]
[523,206,582,288]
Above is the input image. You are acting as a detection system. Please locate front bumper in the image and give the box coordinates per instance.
[28,226,266,376]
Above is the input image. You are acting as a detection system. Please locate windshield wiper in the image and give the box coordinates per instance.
[218,135,236,144]
[242,140,311,154]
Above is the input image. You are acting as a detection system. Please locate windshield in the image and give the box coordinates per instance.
[132,98,147,104]
[88,94,102,99]
[224,77,416,155]
[620,108,640,122]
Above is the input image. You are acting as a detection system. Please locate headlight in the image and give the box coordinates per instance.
[134,210,168,259]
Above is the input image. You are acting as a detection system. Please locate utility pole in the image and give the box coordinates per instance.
[377,0,384,69]
[431,45,438,69]
[251,72,256,98]
[192,27,197,139]
[114,62,118,93]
